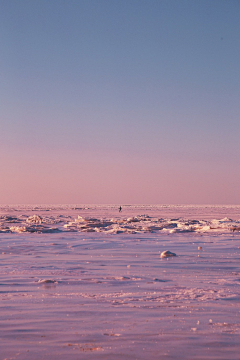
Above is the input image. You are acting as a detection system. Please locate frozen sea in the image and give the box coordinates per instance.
[1,205,240,359]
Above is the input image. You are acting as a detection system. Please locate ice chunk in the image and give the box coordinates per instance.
[160,250,176,258]
[26,215,42,224]
[37,279,57,284]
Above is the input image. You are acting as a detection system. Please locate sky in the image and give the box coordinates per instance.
[1,0,240,204]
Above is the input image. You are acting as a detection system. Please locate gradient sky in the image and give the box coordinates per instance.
[1,0,240,204]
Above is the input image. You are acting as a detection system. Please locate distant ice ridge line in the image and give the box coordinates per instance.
[1,213,240,234]
[1,204,240,212]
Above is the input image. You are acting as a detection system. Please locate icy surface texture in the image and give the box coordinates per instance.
[1,205,240,359]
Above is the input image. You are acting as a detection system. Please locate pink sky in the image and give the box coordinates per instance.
[1,148,239,204]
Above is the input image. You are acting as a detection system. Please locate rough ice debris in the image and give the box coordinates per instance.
[160,250,176,258]
[1,205,240,234]
[26,215,42,224]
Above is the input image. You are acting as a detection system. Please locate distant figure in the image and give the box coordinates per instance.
[119,206,122,212]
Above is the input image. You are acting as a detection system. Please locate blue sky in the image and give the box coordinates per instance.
[1,0,240,204]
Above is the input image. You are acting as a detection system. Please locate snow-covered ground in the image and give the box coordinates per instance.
[1,205,240,359]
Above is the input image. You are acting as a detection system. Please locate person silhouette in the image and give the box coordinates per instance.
[119,206,122,212]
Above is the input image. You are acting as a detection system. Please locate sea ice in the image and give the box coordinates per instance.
[1,204,240,359]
